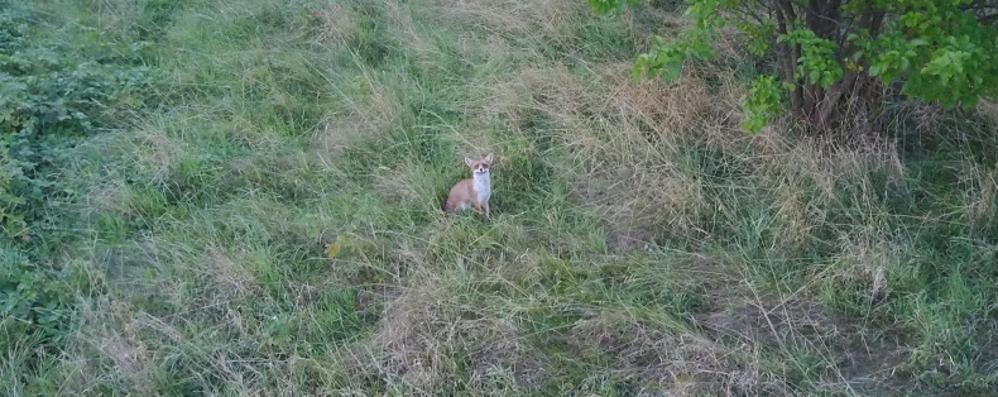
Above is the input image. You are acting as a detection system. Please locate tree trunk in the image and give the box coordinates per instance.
[773,0,862,133]
[815,72,859,130]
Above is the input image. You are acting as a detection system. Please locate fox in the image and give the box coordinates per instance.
[443,153,494,217]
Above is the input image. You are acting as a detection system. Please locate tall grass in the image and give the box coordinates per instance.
[2,0,996,395]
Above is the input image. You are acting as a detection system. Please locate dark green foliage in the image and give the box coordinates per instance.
[0,252,65,347]
[0,245,96,357]
[1,1,160,390]
[1,4,155,238]
[592,0,998,133]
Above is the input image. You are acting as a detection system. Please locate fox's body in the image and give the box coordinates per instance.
[444,154,493,217]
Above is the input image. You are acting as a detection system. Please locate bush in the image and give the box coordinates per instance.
[590,0,998,133]
[0,247,76,350]
[1,3,157,386]
[1,5,154,238]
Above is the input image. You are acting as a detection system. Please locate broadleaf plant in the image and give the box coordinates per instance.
[591,0,998,133]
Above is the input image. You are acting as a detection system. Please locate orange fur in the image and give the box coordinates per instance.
[443,154,494,217]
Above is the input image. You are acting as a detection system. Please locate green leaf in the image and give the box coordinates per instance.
[742,74,785,134]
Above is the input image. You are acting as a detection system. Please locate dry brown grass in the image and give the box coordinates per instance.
[384,1,439,68]
[907,102,946,134]
[700,297,907,395]
[366,262,542,392]
[373,278,451,390]
[314,80,400,163]
[437,0,580,37]
[83,181,131,219]
[203,246,259,302]
[609,70,713,137]
[582,66,720,248]
[830,230,907,301]
[119,126,185,184]
[498,63,725,249]
[313,3,354,44]
[962,161,998,233]
[755,134,907,248]
[70,302,153,395]
[373,163,426,207]
[488,64,589,133]
[977,99,998,123]
[570,310,779,396]
[579,159,707,250]
[91,0,141,37]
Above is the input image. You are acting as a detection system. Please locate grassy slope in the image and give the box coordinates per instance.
[3,0,997,395]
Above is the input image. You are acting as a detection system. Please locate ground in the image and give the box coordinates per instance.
[2,0,997,396]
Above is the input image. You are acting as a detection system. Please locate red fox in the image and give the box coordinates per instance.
[443,154,494,217]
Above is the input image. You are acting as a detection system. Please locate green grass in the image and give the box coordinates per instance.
[2,0,997,395]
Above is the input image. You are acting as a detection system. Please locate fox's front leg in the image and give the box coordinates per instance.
[472,202,484,216]
[483,202,490,218]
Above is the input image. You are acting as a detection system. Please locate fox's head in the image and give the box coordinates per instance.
[464,153,494,176]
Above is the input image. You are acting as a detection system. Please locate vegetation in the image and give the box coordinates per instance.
[592,0,998,132]
[2,0,996,395]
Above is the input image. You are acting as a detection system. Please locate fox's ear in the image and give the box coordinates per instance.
[464,157,474,167]
[485,153,494,163]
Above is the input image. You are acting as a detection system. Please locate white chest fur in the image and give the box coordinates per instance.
[473,173,491,204]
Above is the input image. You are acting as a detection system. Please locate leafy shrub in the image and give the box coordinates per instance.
[1,5,154,238]
[0,248,75,350]
[591,0,998,133]
[1,0,156,372]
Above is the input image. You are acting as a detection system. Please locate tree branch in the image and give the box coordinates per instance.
[774,0,805,119]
